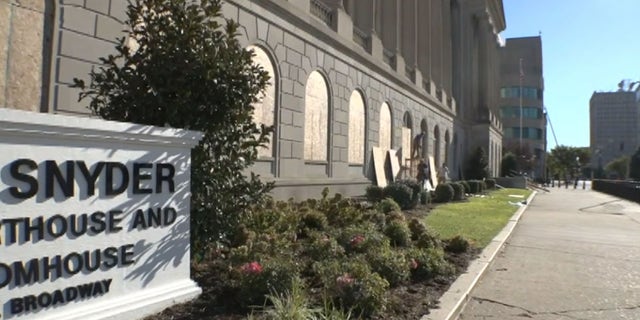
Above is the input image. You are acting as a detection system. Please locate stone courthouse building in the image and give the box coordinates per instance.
[1,0,506,199]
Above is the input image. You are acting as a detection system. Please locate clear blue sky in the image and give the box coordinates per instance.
[501,0,640,150]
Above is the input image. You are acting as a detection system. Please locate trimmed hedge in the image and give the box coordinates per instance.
[451,182,465,201]
[434,183,455,203]
[485,179,496,189]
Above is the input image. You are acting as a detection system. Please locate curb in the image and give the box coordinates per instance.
[420,190,538,320]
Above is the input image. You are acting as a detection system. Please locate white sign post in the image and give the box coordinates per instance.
[0,109,203,320]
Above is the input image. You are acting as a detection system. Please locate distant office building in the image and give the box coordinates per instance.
[590,83,640,172]
[499,36,546,179]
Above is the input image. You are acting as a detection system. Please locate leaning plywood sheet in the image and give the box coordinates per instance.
[388,149,401,182]
[428,156,438,189]
[372,147,387,187]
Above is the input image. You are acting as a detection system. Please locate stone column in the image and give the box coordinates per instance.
[417,0,430,90]
[332,0,353,41]
[442,0,453,103]
[290,0,310,14]
[394,0,405,73]
[430,0,442,97]
[412,0,423,86]
[370,0,383,60]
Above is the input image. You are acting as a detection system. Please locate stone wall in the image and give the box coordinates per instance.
[0,0,507,200]
[0,0,49,112]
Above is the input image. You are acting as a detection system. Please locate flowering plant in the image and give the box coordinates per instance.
[409,258,419,270]
[240,261,263,274]
[350,235,365,247]
[336,273,355,289]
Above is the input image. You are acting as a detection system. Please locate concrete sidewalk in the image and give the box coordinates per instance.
[458,186,640,319]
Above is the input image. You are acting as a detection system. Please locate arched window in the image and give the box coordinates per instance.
[444,130,450,167]
[433,126,441,166]
[453,133,458,174]
[379,102,392,152]
[401,112,413,165]
[420,119,429,159]
[304,70,329,161]
[348,90,366,164]
[248,45,276,158]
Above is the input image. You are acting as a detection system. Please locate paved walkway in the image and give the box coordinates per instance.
[459,186,640,319]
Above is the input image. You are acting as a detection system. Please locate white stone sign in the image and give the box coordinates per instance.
[0,109,202,320]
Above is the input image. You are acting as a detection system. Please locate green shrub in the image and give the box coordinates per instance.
[300,209,328,232]
[408,219,442,249]
[467,180,482,194]
[367,248,410,287]
[365,185,385,203]
[377,198,401,214]
[336,224,389,255]
[419,190,429,205]
[407,247,454,281]
[304,231,345,261]
[485,179,496,189]
[382,183,414,210]
[396,179,421,209]
[460,180,471,194]
[363,210,386,229]
[234,257,301,308]
[451,182,465,201]
[384,220,411,247]
[323,199,365,228]
[385,210,406,224]
[313,258,389,317]
[444,235,471,253]
[434,183,454,203]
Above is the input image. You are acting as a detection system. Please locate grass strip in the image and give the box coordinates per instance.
[425,188,532,248]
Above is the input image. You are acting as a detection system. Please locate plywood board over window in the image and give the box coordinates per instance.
[372,147,388,187]
[304,71,329,161]
[248,45,275,158]
[379,102,392,152]
[348,90,366,164]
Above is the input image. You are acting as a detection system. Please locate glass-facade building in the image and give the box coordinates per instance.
[499,36,547,179]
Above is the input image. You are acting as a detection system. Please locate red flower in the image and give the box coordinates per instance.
[410,258,419,270]
[336,273,355,288]
[350,235,365,247]
[240,261,263,274]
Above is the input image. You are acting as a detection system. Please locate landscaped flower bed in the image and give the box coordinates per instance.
[146,185,479,320]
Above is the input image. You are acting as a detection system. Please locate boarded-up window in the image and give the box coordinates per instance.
[379,102,392,151]
[348,90,366,164]
[402,112,412,165]
[248,45,275,158]
[304,71,329,161]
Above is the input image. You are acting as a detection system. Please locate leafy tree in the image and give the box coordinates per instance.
[465,147,488,180]
[500,152,517,177]
[73,0,273,256]
[629,147,640,180]
[503,141,535,173]
[547,145,590,179]
[605,156,630,179]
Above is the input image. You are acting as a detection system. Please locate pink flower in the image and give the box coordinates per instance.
[350,235,365,247]
[240,261,263,274]
[336,273,355,288]
[410,259,419,270]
